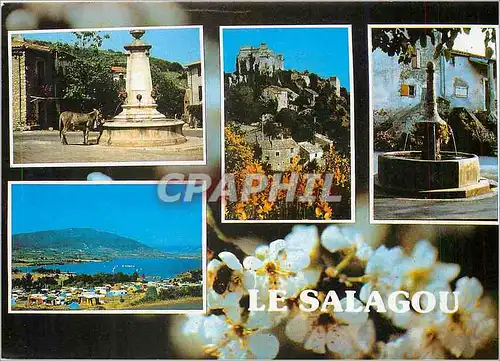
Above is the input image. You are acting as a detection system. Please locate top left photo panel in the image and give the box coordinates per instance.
[8,26,206,167]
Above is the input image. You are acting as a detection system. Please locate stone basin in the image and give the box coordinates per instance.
[378,151,480,191]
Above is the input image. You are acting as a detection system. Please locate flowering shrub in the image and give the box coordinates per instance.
[179,225,497,359]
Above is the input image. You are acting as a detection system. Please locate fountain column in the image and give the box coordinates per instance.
[416,61,447,160]
[102,30,186,147]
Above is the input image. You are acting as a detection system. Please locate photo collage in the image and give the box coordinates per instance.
[1,1,499,360]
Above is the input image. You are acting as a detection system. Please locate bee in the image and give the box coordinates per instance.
[212,265,232,295]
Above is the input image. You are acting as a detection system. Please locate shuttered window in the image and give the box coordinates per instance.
[401,84,409,96]
[400,84,416,97]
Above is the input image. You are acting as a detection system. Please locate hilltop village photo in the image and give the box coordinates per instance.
[10,27,205,166]
[222,26,354,221]
[8,182,205,312]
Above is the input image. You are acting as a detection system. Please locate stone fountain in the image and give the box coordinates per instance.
[102,30,186,146]
[376,61,493,199]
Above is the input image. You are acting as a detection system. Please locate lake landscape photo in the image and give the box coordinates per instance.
[9,182,204,312]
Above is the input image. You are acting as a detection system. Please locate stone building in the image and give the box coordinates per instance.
[262,86,289,111]
[184,60,203,127]
[258,138,299,171]
[328,76,341,97]
[372,40,497,121]
[11,35,62,130]
[236,43,284,77]
[111,65,127,82]
[298,141,324,165]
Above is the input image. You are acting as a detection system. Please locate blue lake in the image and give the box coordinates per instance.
[15,258,202,279]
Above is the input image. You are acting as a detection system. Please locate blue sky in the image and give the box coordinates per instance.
[11,183,202,249]
[20,28,201,65]
[223,27,351,90]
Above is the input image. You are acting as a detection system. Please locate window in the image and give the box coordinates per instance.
[290,148,293,153]
[35,59,46,86]
[197,65,202,76]
[198,86,203,102]
[454,86,468,98]
[276,151,280,156]
[411,49,421,69]
[401,84,416,97]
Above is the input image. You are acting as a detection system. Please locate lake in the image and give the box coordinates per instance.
[15,258,202,279]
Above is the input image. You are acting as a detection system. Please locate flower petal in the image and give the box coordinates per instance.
[219,251,243,271]
[411,240,437,268]
[335,297,368,325]
[326,326,356,358]
[285,315,310,343]
[269,239,287,260]
[304,327,327,354]
[243,256,264,271]
[456,276,483,312]
[248,333,280,359]
[321,225,352,253]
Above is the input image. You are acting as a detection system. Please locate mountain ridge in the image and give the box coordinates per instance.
[12,228,200,262]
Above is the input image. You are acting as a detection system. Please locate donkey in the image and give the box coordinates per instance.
[59,109,103,145]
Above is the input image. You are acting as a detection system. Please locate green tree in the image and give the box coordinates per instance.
[144,286,159,301]
[372,27,496,64]
[225,84,261,124]
[53,31,119,114]
[150,64,185,117]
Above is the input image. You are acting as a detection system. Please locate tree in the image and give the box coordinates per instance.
[52,31,119,114]
[225,84,262,124]
[372,27,496,64]
[144,286,159,301]
[150,64,185,117]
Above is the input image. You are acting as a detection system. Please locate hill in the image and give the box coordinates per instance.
[12,228,167,264]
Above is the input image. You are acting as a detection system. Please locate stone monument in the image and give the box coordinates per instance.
[102,30,186,146]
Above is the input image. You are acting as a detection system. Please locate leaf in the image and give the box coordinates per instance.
[443,48,452,61]
[485,46,494,59]
[433,43,443,59]
[463,28,471,35]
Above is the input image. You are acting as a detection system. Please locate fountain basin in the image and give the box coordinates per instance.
[102,120,186,147]
[376,151,492,198]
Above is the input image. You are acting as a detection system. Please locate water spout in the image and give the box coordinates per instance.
[448,124,458,155]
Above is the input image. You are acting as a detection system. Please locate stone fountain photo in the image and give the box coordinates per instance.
[11,27,204,165]
[371,27,498,221]
[102,30,186,147]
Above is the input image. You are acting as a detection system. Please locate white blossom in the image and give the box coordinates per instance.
[321,225,374,261]
[285,297,375,357]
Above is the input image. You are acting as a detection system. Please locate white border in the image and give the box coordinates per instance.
[7,180,207,314]
[8,25,207,168]
[219,25,356,224]
[368,24,500,226]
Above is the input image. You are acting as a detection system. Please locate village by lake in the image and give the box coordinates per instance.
[14,257,202,280]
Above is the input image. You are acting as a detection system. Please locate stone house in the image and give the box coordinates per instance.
[372,42,497,120]
[262,85,289,111]
[236,43,284,77]
[303,88,319,106]
[328,76,341,97]
[184,60,203,127]
[298,141,324,165]
[258,138,299,171]
[11,35,65,130]
[111,65,127,82]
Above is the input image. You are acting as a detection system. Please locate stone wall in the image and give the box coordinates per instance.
[11,52,27,130]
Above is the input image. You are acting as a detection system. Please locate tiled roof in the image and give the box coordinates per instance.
[111,66,126,73]
[451,49,496,61]
[259,138,298,150]
[12,38,52,53]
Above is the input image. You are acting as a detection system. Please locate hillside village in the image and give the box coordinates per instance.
[11,267,202,310]
[224,43,350,171]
